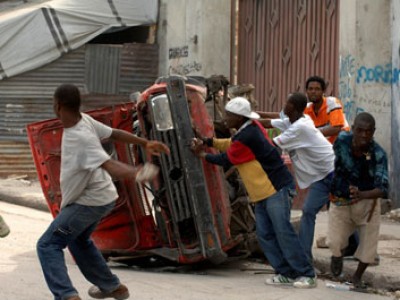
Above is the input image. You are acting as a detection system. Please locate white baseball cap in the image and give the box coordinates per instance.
[225,97,260,119]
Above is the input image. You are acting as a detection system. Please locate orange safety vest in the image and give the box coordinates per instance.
[304,96,350,144]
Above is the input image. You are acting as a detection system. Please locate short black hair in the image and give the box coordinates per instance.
[354,112,375,128]
[54,84,81,112]
[288,92,307,113]
[305,76,326,91]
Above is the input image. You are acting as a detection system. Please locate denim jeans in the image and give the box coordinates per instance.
[37,202,119,300]
[255,186,315,279]
[298,172,333,261]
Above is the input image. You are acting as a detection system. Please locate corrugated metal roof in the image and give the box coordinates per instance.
[86,45,121,94]
[0,141,37,178]
[119,43,159,93]
[0,47,86,98]
[0,47,86,140]
[0,42,159,177]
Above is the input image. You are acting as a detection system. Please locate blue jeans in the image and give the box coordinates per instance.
[255,186,315,279]
[37,202,119,300]
[298,172,333,261]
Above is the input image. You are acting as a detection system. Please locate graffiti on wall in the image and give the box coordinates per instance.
[339,55,355,100]
[168,61,202,76]
[357,64,400,84]
[358,93,390,114]
[168,45,202,76]
[339,54,393,121]
[343,100,364,121]
[339,55,360,121]
[169,46,189,59]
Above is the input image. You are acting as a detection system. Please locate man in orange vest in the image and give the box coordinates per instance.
[304,75,349,143]
[258,76,349,142]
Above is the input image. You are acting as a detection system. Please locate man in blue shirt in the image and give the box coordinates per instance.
[328,112,389,287]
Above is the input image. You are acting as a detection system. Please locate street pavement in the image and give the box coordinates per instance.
[0,178,399,299]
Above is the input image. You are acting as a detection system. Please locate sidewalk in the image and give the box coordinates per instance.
[312,210,400,291]
[1,177,399,291]
[0,177,48,212]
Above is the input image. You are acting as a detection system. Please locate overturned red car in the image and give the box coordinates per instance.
[27,76,257,265]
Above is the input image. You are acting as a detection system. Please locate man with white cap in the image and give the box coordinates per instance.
[191,97,317,288]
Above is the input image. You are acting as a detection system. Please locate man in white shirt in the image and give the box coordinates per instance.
[262,92,335,262]
[37,84,169,300]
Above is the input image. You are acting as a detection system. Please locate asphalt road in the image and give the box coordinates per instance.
[0,200,394,300]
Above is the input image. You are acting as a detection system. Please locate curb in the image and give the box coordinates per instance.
[0,191,49,212]
[314,255,400,291]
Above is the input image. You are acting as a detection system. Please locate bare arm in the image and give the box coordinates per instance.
[110,128,148,147]
[349,186,385,201]
[256,111,280,119]
[319,125,342,138]
[110,128,170,156]
[258,118,273,128]
[101,159,140,180]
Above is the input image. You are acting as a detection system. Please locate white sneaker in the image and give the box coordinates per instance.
[293,276,317,288]
[265,274,295,286]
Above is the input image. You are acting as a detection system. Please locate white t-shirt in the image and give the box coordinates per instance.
[60,113,118,208]
[272,115,334,189]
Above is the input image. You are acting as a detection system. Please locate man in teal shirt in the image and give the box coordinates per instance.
[328,112,388,287]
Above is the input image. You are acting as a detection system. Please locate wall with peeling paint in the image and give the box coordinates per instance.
[340,0,398,206]
[157,0,231,78]
[340,0,391,150]
[391,0,400,207]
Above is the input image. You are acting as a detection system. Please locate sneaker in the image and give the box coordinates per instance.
[88,284,129,300]
[0,215,10,238]
[265,274,295,285]
[293,276,317,289]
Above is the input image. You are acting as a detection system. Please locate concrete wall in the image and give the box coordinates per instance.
[157,0,231,78]
[391,0,400,207]
[339,0,391,150]
[340,0,398,206]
